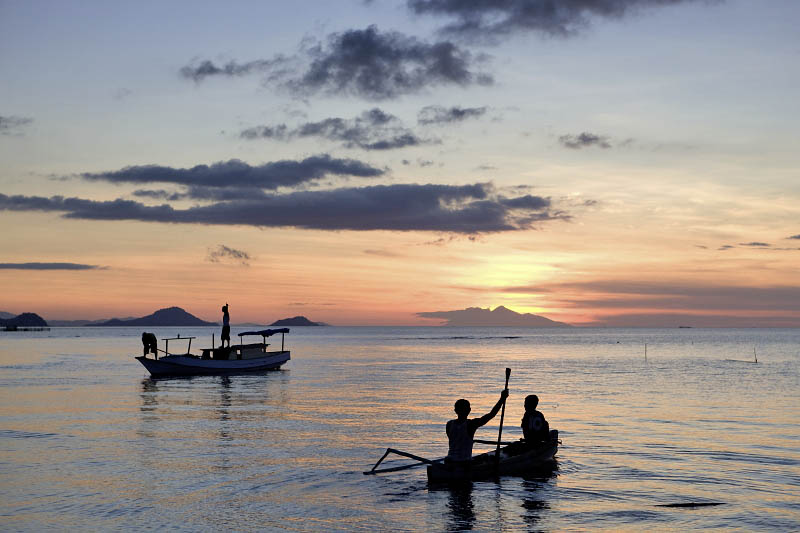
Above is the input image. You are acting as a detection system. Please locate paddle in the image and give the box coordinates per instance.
[495,367,511,465]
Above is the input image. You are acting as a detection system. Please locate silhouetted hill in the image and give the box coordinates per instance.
[0,311,15,320]
[417,306,571,327]
[270,316,326,326]
[95,307,217,327]
[0,312,48,327]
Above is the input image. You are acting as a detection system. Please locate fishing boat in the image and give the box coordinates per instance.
[135,328,291,378]
[426,431,559,483]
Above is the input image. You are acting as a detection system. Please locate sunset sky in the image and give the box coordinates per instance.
[1,0,799,326]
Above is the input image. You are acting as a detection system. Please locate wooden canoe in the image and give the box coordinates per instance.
[427,431,559,483]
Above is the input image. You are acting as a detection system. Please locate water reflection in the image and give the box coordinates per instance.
[444,483,476,531]
[521,463,559,529]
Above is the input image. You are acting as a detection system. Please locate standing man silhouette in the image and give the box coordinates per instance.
[221,303,230,348]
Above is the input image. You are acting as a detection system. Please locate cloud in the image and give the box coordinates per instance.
[0,183,565,234]
[788,235,800,240]
[180,57,292,83]
[290,26,493,100]
[181,26,492,100]
[207,245,251,266]
[417,105,487,125]
[559,132,612,149]
[0,262,101,270]
[407,0,711,41]
[0,115,33,135]
[81,155,384,190]
[240,108,434,150]
[493,280,800,313]
[739,242,770,247]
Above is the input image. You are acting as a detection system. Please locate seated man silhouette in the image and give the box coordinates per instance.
[445,388,509,464]
[521,394,550,443]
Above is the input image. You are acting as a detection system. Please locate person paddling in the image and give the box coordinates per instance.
[445,388,509,464]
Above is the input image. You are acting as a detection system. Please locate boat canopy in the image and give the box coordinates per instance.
[238,328,290,337]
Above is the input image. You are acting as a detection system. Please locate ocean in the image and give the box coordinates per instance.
[1,326,798,531]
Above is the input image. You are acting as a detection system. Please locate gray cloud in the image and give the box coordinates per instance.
[407,0,711,41]
[181,26,492,100]
[789,235,800,240]
[739,242,770,247]
[81,155,384,190]
[0,262,101,270]
[290,25,493,100]
[0,115,33,135]
[180,56,291,83]
[418,105,487,125]
[207,245,251,266]
[241,108,434,150]
[495,280,800,313]
[559,132,612,149]
[0,183,564,234]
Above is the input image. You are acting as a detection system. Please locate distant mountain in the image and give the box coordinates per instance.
[417,306,571,327]
[0,311,15,319]
[95,307,217,327]
[0,312,48,327]
[270,316,326,326]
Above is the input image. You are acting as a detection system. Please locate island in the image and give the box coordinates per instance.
[269,316,326,326]
[417,306,571,327]
[94,306,217,327]
[1,312,49,330]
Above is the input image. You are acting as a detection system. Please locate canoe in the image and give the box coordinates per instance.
[427,430,559,483]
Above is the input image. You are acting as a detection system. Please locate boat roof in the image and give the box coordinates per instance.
[238,328,290,337]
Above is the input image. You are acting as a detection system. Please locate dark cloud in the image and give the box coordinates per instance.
[81,155,384,190]
[587,312,800,328]
[240,108,434,150]
[718,245,734,250]
[407,0,709,41]
[0,262,101,270]
[0,183,563,234]
[180,57,291,83]
[207,245,251,266]
[0,115,33,135]
[417,105,487,125]
[559,132,612,149]
[181,26,492,100]
[288,25,493,100]
[739,242,770,247]
[788,234,800,240]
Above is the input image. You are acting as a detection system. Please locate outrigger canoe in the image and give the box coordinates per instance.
[136,328,290,378]
[365,430,559,483]
[427,431,559,483]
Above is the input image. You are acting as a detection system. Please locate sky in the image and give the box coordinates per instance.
[1,0,799,326]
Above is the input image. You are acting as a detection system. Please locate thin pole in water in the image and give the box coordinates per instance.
[645,343,648,361]
[754,346,758,363]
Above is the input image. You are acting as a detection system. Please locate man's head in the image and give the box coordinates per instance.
[525,394,539,411]
[454,399,471,417]
[222,304,228,313]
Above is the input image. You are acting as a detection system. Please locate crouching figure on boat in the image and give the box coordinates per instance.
[445,388,509,464]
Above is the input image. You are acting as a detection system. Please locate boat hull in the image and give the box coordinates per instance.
[136,351,290,378]
[427,435,558,483]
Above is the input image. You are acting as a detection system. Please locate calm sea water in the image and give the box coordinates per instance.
[1,327,798,531]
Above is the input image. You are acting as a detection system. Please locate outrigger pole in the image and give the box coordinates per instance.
[363,448,440,475]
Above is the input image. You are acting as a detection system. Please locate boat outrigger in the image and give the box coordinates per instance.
[135,328,291,378]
